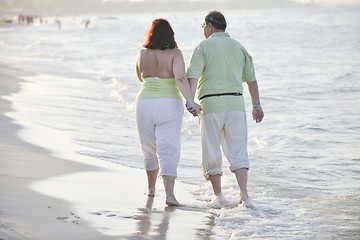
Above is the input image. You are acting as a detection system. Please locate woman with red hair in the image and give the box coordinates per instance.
[135,18,201,206]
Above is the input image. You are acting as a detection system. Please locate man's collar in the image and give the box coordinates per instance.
[209,32,230,38]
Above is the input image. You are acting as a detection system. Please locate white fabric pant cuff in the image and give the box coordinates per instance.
[204,168,223,180]
[229,162,250,172]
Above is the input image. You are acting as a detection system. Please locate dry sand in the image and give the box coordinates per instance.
[0,63,225,239]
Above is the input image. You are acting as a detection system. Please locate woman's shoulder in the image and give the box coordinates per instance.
[139,48,182,59]
[139,48,147,55]
[170,48,183,57]
[158,48,183,58]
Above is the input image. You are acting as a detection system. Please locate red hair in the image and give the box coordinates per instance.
[143,18,178,50]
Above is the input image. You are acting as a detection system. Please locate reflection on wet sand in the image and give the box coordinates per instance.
[133,196,226,240]
[134,196,173,239]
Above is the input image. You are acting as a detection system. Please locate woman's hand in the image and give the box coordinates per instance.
[186,101,202,117]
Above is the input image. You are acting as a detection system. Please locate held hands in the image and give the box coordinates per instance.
[186,101,202,117]
[186,101,264,120]
[252,106,264,123]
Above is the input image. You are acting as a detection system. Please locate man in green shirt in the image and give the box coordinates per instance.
[187,11,264,207]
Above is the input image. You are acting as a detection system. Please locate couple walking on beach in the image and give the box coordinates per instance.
[135,11,264,207]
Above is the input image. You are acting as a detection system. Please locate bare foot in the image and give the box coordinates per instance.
[145,195,154,210]
[166,197,183,207]
[147,187,155,197]
[212,193,231,207]
[240,197,254,208]
[239,193,248,204]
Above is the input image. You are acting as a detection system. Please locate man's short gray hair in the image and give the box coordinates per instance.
[205,11,227,30]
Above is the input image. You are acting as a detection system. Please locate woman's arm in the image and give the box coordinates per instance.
[135,51,143,82]
[173,50,201,116]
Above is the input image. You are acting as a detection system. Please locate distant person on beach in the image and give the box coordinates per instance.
[135,18,201,206]
[186,11,264,207]
[55,20,61,30]
[83,18,90,28]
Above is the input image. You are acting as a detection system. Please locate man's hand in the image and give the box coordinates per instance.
[252,106,264,123]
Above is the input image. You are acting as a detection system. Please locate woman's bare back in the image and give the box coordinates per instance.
[137,48,180,79]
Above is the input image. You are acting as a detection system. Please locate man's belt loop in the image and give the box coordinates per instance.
[199,92,242,100]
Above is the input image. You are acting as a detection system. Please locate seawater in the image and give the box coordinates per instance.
[1,7,359,239]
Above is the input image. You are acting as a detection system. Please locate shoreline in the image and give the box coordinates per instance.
[0,63,116,239]
[0,62,226,239]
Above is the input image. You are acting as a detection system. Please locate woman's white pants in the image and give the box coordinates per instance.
[135,98,183,177]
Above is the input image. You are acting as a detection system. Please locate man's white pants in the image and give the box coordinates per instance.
[200,111,249,180]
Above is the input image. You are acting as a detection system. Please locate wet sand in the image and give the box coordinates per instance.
[0,63,117,239]
[0,63,225,239]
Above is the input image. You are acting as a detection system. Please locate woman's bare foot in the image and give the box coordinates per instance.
[147,187,155,197]
[165,196,183,206]
[146,169,158,196]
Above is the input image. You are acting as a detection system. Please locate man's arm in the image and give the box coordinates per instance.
[188,78,198,100]
[247,81,264,123]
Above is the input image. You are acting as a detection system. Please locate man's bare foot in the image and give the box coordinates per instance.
[211,193,231,207]
[165,196,183,206]
[240,197,254,208]
[239,193,248,204]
